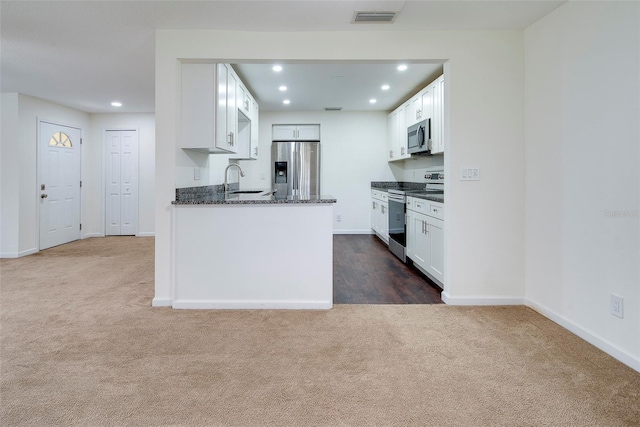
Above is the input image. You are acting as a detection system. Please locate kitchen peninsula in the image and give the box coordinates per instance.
[171,186,337,309]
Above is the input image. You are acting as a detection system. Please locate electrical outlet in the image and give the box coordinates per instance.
[336,214,342,222]
[610,294,623,318]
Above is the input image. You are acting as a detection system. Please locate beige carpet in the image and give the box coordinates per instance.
[1,237,639,426]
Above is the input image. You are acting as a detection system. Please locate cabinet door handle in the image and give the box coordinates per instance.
[381,205,385,214]
[228,132,234,145]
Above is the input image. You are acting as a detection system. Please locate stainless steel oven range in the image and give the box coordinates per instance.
[387,169,444,262]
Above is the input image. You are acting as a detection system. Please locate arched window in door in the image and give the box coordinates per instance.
[48,131,73,147]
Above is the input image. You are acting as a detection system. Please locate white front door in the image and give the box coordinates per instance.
[105,130,138,236]
[38,121,81,250]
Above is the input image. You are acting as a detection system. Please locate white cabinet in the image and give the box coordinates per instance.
[387,104,409,162]
[371,189,389,244]
[386,73,445,161]
[273,124,320,141]
[237,83,251,117]
[387,112,395,160]
[231,93,260,160]
[406,196,444,286]
[250,98,259,159]
[430,75,445,154]
[181,63,238,154]
[225,66,237,149]
[421,85,433,124]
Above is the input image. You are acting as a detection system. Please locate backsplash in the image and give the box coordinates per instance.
[371,181,426,190]
[175,182,239,200]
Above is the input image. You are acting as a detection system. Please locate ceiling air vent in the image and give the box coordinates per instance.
[325,107,342,111]
[352,11,396,23]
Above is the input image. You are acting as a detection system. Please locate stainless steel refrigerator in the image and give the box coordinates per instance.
[272,141,320,196]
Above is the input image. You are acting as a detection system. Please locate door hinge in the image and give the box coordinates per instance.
[80,223,82,230]
[80,180,82,188]
[80,138,83,144]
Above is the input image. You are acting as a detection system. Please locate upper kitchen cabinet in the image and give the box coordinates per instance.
[272,124,320,141]
[430,75,445,155]
[181,63,255,154]
[231,93,260,160]
[386,73,445,161]
[387,104,409,162]
[237,83,252,117]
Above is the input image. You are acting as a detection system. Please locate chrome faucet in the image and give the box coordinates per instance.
[224,163,245,193]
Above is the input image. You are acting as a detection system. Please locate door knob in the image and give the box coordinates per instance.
[41,194,48,199]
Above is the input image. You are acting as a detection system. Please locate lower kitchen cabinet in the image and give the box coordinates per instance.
[371,189,389,244]
[406,197,444,286]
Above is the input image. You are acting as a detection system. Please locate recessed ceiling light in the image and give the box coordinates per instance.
[279,85,287,91]
[369,99,377,104]
[283,99,290,105]
[273,65,283,72]
[111,101,122,107]
[397,64,408,71]
[381,84,390,90]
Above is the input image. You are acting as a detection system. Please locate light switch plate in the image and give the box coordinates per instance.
[194,167,201,180]
[461,167,480,181]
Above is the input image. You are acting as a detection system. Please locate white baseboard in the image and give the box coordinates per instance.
[441,292,524,306]
[526,299,640,373]
[172,299,332,310]
[332,229,372,235]
[1,247,38,258]
[136,232,155,237]
[152,298,172,307]
[19,247,38,257]
[82,233,104,239]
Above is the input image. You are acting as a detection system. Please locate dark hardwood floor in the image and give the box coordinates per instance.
[333,234,443,304]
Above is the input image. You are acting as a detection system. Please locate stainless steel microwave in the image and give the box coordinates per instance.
[407,119,431,155]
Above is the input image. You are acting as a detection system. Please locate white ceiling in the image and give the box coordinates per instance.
[0,0,565,114]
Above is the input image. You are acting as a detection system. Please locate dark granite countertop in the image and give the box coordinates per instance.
[173,185,336,205]
[371,181,426,191]
[408,192,445,204]
[371,181,444,204]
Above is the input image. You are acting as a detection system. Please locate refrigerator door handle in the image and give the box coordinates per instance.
[292,144,298,194]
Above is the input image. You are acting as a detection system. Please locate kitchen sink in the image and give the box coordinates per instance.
[228,190,264,194]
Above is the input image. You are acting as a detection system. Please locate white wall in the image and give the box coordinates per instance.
[0,94,91,256]
[154,30,526,308]
[89,113,156,236]
[1,94,21,256]
[239,111,394,233]
[0,95,156,257]
[524,1,639,370]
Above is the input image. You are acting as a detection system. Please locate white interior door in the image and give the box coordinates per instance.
[105,130,138,236]
[38,121,81,250]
